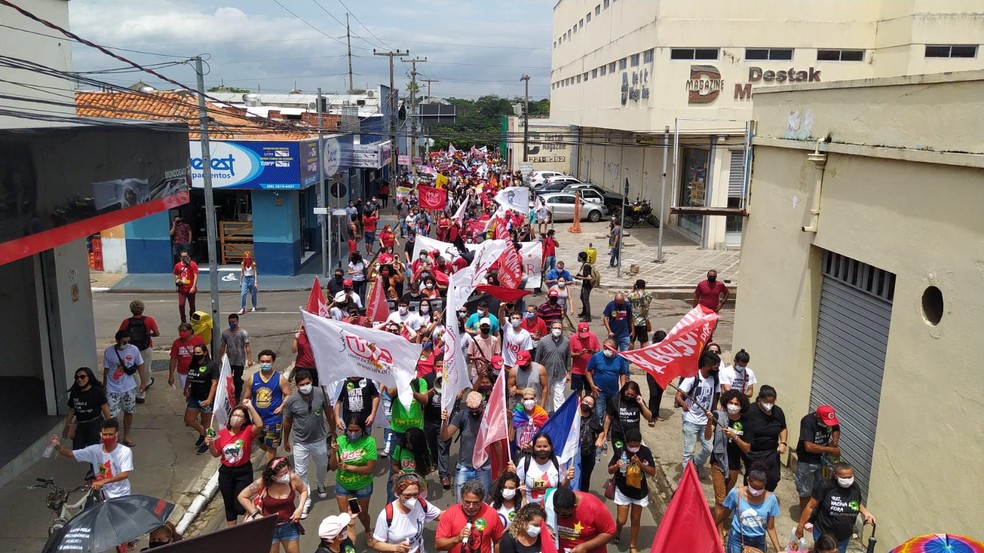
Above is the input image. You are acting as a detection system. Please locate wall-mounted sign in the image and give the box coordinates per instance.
[620,66,652,105]
[351,141,394,169]
[323,135,354,177]
[190,140,314,190]
[734,66,823,100]
[687,65,724,104]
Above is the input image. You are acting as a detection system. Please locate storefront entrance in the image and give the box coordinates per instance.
[678,147,708,238]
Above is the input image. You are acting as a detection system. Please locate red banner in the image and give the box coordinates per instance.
[417,185,447,210]
[496,246,523,289]
[476,284,531,303]
[618,305,719,389]
[303,277,328,317]
[651,463,724,553]
[367,275,391,323]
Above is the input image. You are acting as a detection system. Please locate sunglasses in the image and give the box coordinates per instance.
[75,374,88,381]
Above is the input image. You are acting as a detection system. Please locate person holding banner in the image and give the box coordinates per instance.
[441,392,493,502]
[205,398,264,526]
[675,350,722,477]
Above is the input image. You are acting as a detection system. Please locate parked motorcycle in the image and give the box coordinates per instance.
[621,198,660,228]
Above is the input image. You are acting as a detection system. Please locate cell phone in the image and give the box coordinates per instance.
[348,496,361,514]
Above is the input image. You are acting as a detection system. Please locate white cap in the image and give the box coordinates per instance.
[479,317,492,326]
[333,291,347,302]
[318,513,351,540]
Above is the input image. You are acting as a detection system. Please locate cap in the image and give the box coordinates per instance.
[333,291,348,302]
[479,317,492,326]
[318,513,351,541]
[490,355,504,370]
[817,405,840,426]
[577,322,591,334]
[548,289,560,298]
[342,279,353,287]
[516,350,532,365]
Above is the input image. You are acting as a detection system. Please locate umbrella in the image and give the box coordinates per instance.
[890,534,984,553]
[43,495,174,553]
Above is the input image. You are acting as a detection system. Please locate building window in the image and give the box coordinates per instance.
[816,49,864,61]
[608,61,616,72]
[643,49,654,64]
[618,58,627,70]
[925,44,978,58]
[553,41,557,49]
[579,19,584,28]
[600,65,607,76]
[592,68,598,78]
[584,72,589,80]
[586,12,591,23]
[595,5,601,15]
[572,25,577,34]
[576,75,582,83]
[745,48,793,61]
[630,54,640,67]
[604,0,610,8]
[670,48,719,60]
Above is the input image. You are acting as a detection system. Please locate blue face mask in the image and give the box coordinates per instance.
[229,322,237,329]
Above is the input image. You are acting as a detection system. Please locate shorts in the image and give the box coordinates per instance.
[711,464,740,505]
[633,326,649,342]
[271,521,301,544]
[613,486,649,507]
[334,481,373,499]
[259,421,283,448]
[796,461,822,497]
[176,372,188,389]
[570,373,587,395]
[107,390,137,417]
[186,397,214,413]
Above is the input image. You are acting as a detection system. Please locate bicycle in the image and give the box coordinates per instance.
[30,476,102,536]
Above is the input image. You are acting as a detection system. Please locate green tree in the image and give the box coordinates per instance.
[425,95,546,152]
[208,85,251,93]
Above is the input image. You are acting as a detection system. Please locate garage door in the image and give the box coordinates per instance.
[810,251,895,499]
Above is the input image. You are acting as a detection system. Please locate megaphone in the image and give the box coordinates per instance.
[434,376,443,394]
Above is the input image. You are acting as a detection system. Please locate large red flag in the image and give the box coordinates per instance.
[495,246,523,289]
[651,463,724,553]
[366,275,390,323]
[473,365,510,468]
[618,305,719,389]
[417,185,447,210]
[303,277,328,317]
[476,284,531,303]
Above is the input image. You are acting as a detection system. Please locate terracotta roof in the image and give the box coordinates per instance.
[75,91,317,141]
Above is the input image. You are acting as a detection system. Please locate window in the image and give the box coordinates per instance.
[553,41,557,49]
[600,65,607,76]
[925,45,977,58]
[630,54,640,67]
[579,19,584,28]
[592,68,598,78]
[618,58,627,70]
[604,0,610,8]
[817,49,865,61]
[586,12,591,23]
[670,48,719,60]
[643,49,654,63]
[583,72,589,81]
[608,62,616,72]
[576,75,581,83]
[595,5,601,15]
[745,48,793,61]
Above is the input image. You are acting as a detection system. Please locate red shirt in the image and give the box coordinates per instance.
[380,230,396,248]
[542,238,557,258]
[172,222,192,244]
[119,315,159,348]
[170,336,205,375]
[215,424,255,467]
[416,352,436,378]
[173,261,199,292]
[363,213,378,233]
[521,315,548,341]
[695,279,728,310]
[294,331,316,369]
[569,332,601,375]
[435,503,505,553]
[557,492,617,553]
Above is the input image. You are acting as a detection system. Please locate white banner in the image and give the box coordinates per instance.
[300,311,421,410]
[412,235,463,263]
[494,186,530,214]
[212,354,235,430]
[520,241,543,289]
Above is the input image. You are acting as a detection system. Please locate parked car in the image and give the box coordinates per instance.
[533,180,571,195]
[529,170,568,186]
[563,183,624,210]
[539,192,608,222]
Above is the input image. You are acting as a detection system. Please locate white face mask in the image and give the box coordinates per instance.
[230,415,246,427]
[501,488,517,500]
[603,350,614,358]
[747,486,765,497]
[523,399,536,410]
[273,473,290,484]
[399,307,409,315]
[511,320,522,328]
[726,404,742,415]
[626,446,640,453]
[558,281,566,288]
[298,384,313,394]
[526,525,542,538]
[426,283,434,289]
[837,476,855,488]
[734,364,746,372]
[551,328,563,338]
[760,401,774,413]
[420,306,430,313]
[402,498,418,510]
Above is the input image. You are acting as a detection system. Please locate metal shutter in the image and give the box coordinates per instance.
[728,150,745,198]
[810,251,894,499]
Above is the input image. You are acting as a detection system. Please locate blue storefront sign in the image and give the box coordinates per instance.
[190,140,316,190]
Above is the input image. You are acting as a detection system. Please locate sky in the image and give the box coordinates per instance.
[67,0,554,100]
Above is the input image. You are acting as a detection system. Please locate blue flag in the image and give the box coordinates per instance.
[540,393,582,490]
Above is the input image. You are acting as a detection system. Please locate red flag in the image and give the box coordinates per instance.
[493,217,510,240]
[303,277,328,317]
[367,275,390,323]
[495,246,523,289]
[651,463,724,553]
[489,439,511,483]
[417,185,447,210]
[618,305,719,389]
[473,365,509,468]
[476,284,531,303]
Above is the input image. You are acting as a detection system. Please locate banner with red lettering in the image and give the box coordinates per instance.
[618,305,719,389]
[496,245,523,288]
[417,185,447,210]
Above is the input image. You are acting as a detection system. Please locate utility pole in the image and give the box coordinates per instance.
[520,74,530,162]
[420,78,439,100]
[373,49,409,178]
[318,88,329,277]
[345,14,354,93]
[402,56,427,178]
[194,56,221,355]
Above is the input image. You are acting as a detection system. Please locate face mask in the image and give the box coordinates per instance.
[534,450,550,460]
[230,415,245,427]
[558,281,566,288]
[334,274,343,282]
[426,283,434,289]
[523,399,536,410]
[402,498,418,510]
[551,328,562,338]
[179,330,192,339]
[101,436,117,448]
[726,404,742,415]
[734,364,745,372]
[480,327,490,335]
[478,385,493,394]
[260,363,273,372]
[457,312,467,320]
[501,488,517,500]
[469,409,482,417]
[604,350,614,358]
[524,312,535,319]
[748,486,765,497]
[399,307,408,315]
[511,320,522,328]
[549,298,558,305]
[273,473,290,484]
[347,432,362,441]
[420,306,430,313]
[192,354,205,365]
[422,341,433,350]
[626,446,640,453]
[526,525,542,538]
[478,309,488,317]
[837,477,855,488]
[707,276,716,283]
[760,401,774,413]
[298,384,313,394]
[229,322,237,329]
[581,404,593,413]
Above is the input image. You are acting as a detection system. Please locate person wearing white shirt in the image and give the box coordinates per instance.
[53,418,134,499]
[501,312,533,367]
[719,349,757,399]
[675,351,722,477]
[102,330,147,447]
[370,474,441,553]
[386,299,423,332]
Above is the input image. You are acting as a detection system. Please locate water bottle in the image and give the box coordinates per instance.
[619,450,628,474]
[43,435,59,458]
[595,448,602,464]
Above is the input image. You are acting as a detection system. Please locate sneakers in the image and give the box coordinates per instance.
[196,442,209,455]
[250,307,256,312]
[316,485,328,499]
[441,476,452,490]
[238,308,245,315]
[380,448,389,458]
[136,377,155,404]
[195,434,205,447]
[301,498,312,520]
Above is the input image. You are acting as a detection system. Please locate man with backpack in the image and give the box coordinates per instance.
[675,350,722,478]
[574,251,598,322]
[118,300,159,403]
[101,330,148,448]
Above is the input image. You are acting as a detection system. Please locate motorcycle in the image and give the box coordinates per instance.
[621,198,660,228]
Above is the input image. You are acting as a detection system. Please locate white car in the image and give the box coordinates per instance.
[529,170,568,186]
[539,192,608,222]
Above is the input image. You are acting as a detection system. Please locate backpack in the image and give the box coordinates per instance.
[684,372,719,409]
[127,317,150,350]
[589,266,601,288]
[521,451,560,477]
[384,497,429,528]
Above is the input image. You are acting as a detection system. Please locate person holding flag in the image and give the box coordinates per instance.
[607,427,656,552]
[205,398,264,527]
[510,433,573,506]
[510,388,549,454]
[441,392,494,501]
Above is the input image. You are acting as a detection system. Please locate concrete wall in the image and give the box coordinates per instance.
[252,190,301,275]
[100,224,128,273]
[125,211,174,274]
[732,72,984,546]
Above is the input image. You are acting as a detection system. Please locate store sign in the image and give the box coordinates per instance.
[526,130,570,165]
[190,141,311,190]
[351,141,393,169]
[620,66,652,105]
[734,66,822,100]
[299,140,320,186]
[687,65,724,104]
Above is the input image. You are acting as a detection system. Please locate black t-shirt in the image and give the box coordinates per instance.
[186,361,219,401]
[743,404,787,453]
[579,412,603,457]
[606,395,642,441]
[336,378,379,424]
[315,536,356,553]
[68,386,107,421]
[811,480,863,540]
[580,263,593,290]
[712,415,754,470]
[499,533,542,553]
[422,372,442,425]
[609,443,654,499]
[797,414,838,464]
[327,277,345,296]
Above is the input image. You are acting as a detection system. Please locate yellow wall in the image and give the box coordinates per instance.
[733,72,984,546]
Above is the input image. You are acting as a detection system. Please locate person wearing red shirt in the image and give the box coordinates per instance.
[437,214,452,242]
[290,324,317,385]
[379,224,398,252]
[541,230,558,271]
[363,210,379,255]
[205,399,264,526]
[521,305,548,359]
[172,252,199,324]
[569,322,601,397]
[552,487,616,553]
[694,269,730,312]
[435,480,505,553]
[168,322,205,389]
[119,300,160,402]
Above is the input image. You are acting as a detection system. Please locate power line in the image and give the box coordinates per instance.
[271,0,350,47]
[336,0,393,50]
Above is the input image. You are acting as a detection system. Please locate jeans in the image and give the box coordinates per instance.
[615,334,631,351]
[682,419,713,469]
[240,276,257,309]
[727,532,765,553]
[292,440,328,497]
[814,528,850,553]
[455,464,491,503]
[579,285,592,320]
[595,389,613,423]
[610,245,620,267]
[425,421,451,479]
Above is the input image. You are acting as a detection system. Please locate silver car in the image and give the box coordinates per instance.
[539,192,608,222]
